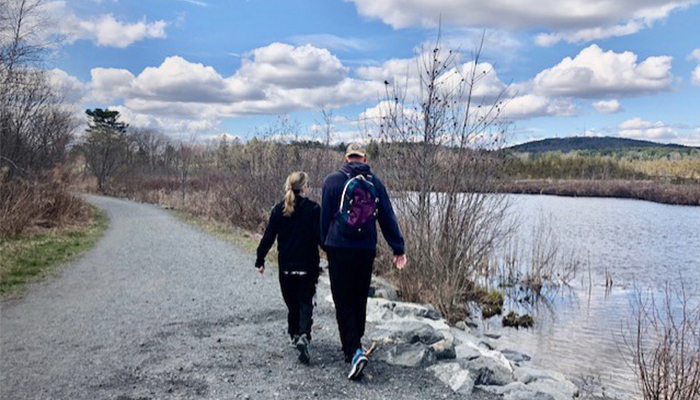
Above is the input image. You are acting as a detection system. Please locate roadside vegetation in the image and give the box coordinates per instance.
[0,205,107,295]
[1,0,105,296]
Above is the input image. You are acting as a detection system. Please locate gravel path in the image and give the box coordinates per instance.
[1,195,498,400]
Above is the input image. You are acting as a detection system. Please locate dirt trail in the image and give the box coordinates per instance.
[1,195,496,400]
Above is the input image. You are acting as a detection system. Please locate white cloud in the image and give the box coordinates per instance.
[357,55,507,102]
[534,45,673,98]
[48,68,88,104]
[618,117,678,140]
[688,49,700,85]
[534,3,691,46]
[501,94,577,120]
[347,0,697,44]
[237,43,348,89]
[110,105,220,137]
[592,99,623,114]
[44,1,167,48]
[83,44,387,134]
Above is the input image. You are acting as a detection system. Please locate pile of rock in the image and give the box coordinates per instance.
[364,298,580,400]
[320,274,579,399]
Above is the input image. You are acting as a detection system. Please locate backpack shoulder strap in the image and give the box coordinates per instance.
[339,175,358,212]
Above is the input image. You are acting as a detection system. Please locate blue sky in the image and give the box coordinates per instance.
[45,0,700,145]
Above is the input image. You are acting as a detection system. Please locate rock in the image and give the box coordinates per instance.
[368,320,444,346]
[428,362,475,395]
[369,276,399,301]
[478,382,528,396]
[380,342,436,367]
[366,298,396,323]
[513,367,579,399]
[459,350,515,386]
[430,339,456,360]
[455,341,481,360]
[455,321,468,331]
[479,382,560,400]
[504,391,556,400]
[479,340,495,351]
[393,302,442,320]
[451,328,482,360]
[526,379,579,400]
[484,332,501,339]
[501,349,531,363]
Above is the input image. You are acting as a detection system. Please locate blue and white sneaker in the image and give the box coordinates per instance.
[347,348,368,380]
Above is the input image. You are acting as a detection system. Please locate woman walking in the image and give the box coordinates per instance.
[255,171,321,364]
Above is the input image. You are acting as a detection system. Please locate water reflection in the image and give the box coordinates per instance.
[486,194,700,400]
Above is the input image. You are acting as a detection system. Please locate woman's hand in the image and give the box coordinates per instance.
[256,265,264,275]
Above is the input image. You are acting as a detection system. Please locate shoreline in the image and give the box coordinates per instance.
[495,179,700,206]
[168,205,606,399]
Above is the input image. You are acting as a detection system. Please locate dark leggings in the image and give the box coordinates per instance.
[327,247,376,360]
[279,270,318,340]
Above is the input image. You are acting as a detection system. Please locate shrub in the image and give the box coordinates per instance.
[0,170,91,238]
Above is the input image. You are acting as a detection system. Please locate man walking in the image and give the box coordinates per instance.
[320,142,407,380]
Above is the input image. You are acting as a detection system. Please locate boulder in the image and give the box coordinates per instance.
[480,383,558,400]
[428,362,475,395]
[455,341,481,360]
[479,382,528,396]
[380,342,436,368]
[455,321,469,331]
[451,328,482,360]
[430,339,456,360]
[513,367,579,399]
[393,302,442,320]
[459,350,515,386]
[368,320,444,346]
[365,298,396,323]
[526,378,579,400]
[501,349,532,363]
[369,276,399,301]
[505,391,557,400]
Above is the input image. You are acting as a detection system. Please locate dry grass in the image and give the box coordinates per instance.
[0,169,93,238]
[623,283,700,400]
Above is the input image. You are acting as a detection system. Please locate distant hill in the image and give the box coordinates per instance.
[508,136,698,153]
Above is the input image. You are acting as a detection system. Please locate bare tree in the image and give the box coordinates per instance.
[374,32,512,321]
[129,128,169,173]
[317,107,335,148]
[1,0,73,180]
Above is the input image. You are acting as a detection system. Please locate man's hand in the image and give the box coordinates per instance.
[393,254,407,270]
[256,265,264,275]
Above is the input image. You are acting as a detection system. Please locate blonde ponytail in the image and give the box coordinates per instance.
[282,171,309,216]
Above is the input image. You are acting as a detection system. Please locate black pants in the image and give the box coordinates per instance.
[279,270,317,340]
[327,247,376,361]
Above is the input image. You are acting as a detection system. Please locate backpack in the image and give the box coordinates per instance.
[336,172,379,237]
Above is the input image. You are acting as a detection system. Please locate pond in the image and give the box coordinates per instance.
[489,194,700,399]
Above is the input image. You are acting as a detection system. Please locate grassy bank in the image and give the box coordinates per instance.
[0,207,108,296]
[173,211,263,256]
[497,179,700,206]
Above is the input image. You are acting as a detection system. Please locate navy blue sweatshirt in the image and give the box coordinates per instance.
[256,196,321,272]
[320,162,405,255]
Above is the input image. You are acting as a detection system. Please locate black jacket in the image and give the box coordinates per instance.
[256,195,321,272]
[320,162,405,255]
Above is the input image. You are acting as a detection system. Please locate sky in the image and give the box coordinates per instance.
[40,0,700,146]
